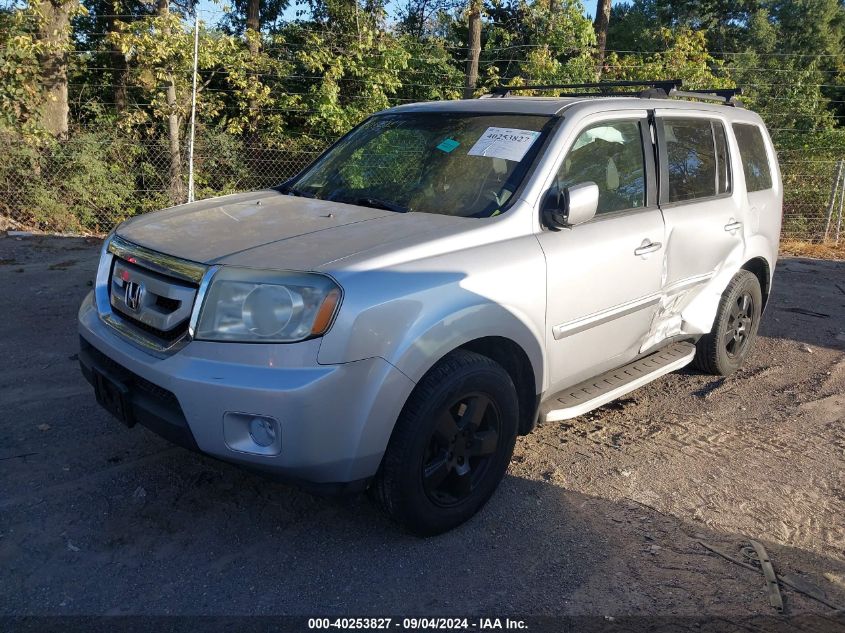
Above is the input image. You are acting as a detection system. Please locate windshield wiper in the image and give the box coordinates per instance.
[353,197,409,213]
[278,184,316,198]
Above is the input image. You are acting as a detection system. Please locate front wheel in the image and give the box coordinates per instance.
[693,270,763,376]
[371,350,518,536]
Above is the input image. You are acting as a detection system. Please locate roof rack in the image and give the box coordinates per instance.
[670,88,743,105]
[486,80,743,106]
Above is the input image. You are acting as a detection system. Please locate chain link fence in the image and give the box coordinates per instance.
[1,128,843,242]
[778,153,845,242]
[0,130,327,234]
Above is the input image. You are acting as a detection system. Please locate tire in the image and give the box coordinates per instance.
[371,349,518,536]
[693,270,763,376]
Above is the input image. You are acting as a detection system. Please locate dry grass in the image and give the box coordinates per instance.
[780,238,845,260]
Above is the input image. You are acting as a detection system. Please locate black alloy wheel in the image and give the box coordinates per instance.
[422,392,501,507]
[693,269,763,376]
[371,349,519,536]
[724,292,755,358]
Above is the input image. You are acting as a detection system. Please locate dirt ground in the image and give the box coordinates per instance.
[1,235,844,624]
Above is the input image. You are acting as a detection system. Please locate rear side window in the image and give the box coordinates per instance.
[732,123,773,192]
[662,118,728,202]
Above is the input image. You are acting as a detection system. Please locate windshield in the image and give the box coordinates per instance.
[286,113,554,217]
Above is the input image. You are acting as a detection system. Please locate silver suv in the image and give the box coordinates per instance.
[79,81,782,535]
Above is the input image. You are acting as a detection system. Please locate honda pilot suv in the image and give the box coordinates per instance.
[79,81,782,535]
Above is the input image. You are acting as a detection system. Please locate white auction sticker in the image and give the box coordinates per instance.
[467,127,541,162]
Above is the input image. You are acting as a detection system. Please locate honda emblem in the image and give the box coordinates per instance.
[124,280,144,311]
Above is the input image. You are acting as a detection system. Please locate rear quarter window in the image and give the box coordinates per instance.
[662,118,718,202]
[732,123,773,192]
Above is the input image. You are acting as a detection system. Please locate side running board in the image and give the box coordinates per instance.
[541,341,696,422]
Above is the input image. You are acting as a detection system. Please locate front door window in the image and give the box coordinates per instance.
[556,121,646,214]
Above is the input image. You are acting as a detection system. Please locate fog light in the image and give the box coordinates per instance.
[223,412,281,456]
[249,416,277,447]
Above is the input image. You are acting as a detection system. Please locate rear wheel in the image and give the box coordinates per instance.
[693,270,763,376]
[371,350,518,536]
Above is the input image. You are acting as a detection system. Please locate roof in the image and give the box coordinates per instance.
[381,95,762,122]
[384,97,582,116]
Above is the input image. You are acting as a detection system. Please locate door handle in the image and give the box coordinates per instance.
[634,241,662,256]
[724,220,743,232]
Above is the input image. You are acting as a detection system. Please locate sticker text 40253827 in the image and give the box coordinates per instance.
[467,127,541,162]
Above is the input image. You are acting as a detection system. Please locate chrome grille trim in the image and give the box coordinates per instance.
[97,235,214,356]
[101,312,186,355]
[108,235,207,284]
[188,266,219,339]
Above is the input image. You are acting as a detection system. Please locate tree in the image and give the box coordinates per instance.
[75,0,156,118]
[606,0,756,53]
[2,0,845,239]
[280,5,410,136]
[156,0,185,203]
[36,0,82,138]
[396,35,464,102]
[602,27,731,88]
[0,6,45,137]
[397,0,459,38]
[593,0,611,74]
[108,2,129,113]
[463,0,481,98]
[481,0,595,90]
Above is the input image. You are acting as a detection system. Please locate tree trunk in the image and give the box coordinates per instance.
[157,0,185,204]
[463,0,482,99]
[165,80,184,203]
[246,0,260,55]
[107,0,128,114]
[37,0,75,138]
[593,0,612,76]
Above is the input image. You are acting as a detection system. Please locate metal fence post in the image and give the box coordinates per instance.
[823,159,843,241]
[836,176,844,244]
[186,9,200,204]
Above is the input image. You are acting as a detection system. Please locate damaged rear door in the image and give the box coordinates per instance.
[646,111,746,349]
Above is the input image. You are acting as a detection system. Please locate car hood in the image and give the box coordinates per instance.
[115,189,474,271]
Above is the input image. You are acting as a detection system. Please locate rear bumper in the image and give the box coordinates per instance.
[78,291,416,487]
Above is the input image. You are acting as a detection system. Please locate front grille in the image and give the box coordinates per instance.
[108,253,200,347]
[115,311,189,344]
[155,296,181,312]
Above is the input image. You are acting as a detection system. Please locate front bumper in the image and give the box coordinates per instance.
[78,291,415,487]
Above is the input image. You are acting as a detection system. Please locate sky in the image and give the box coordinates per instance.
[192,0,612,29]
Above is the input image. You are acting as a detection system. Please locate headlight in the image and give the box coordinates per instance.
[194,267,341,343]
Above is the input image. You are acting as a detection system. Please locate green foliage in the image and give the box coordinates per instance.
[0,130,140,231]
[603,27,731,89]
[481,0,596,90]
[282,19,411,135]
[395,35,464,102]
[0,8,43,137]
[1,0,87,140]
[1,0,845,237]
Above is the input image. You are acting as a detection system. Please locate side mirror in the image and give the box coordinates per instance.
[543,182,599,230]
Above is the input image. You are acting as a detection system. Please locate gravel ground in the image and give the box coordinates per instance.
[1,235,844,621]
